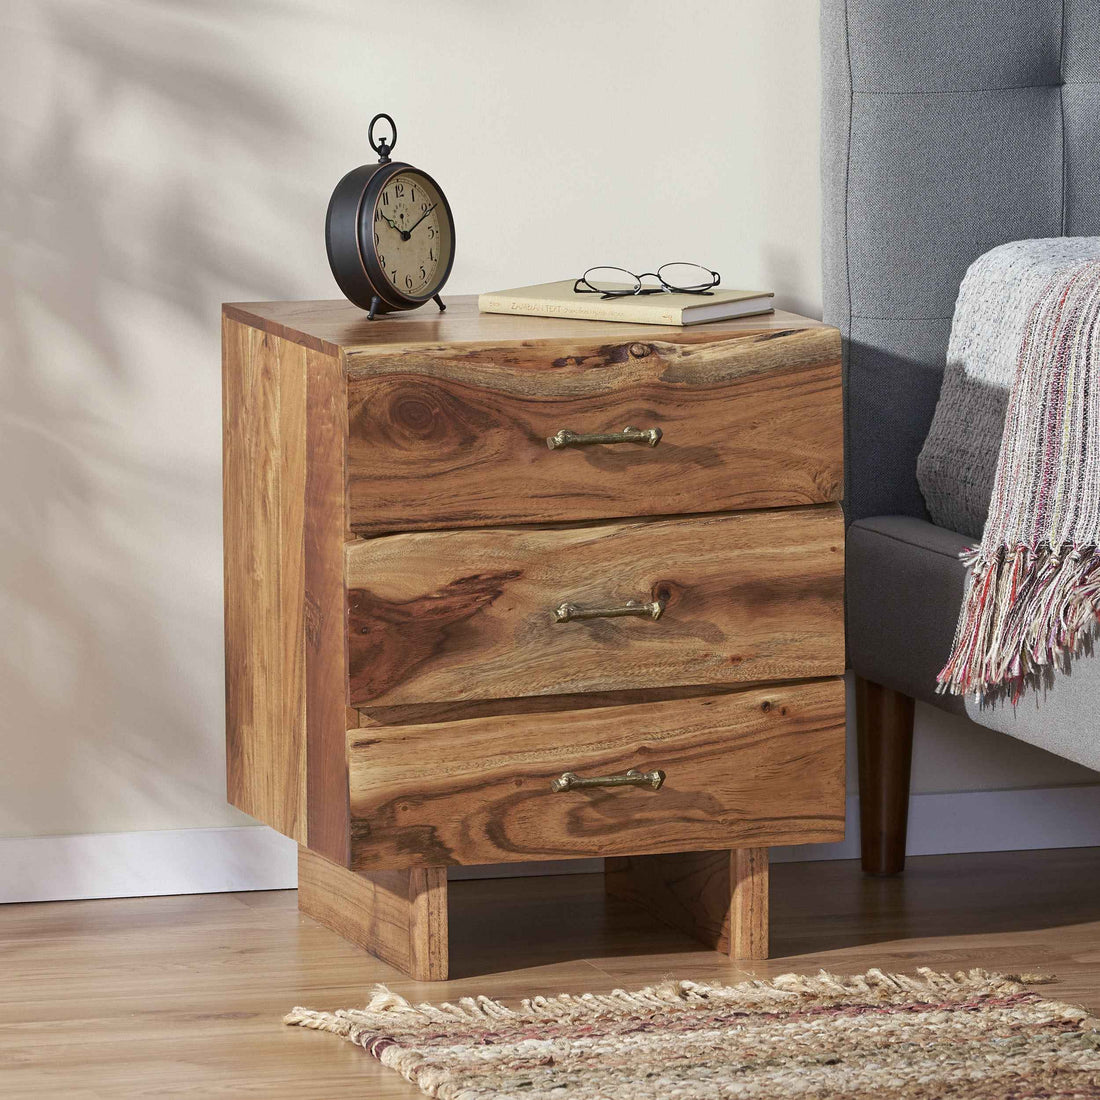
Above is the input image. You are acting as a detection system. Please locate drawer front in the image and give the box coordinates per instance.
[347,678,846,869]
[343,326,841,534]
[345,504,844,706]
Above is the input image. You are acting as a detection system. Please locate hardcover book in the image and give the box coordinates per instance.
[478,279,774,326]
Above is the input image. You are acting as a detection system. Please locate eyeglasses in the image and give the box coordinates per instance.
[573,262,720,299]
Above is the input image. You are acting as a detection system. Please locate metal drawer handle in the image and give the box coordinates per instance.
[553,598,664,623]
[551,767,666,793]
[546,425,662,450]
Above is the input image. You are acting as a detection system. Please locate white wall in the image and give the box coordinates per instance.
[1,1,1092,862]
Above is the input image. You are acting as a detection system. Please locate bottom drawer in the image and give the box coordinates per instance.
[347,678,844,870]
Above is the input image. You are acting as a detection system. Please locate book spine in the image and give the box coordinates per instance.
[478,294,682,326]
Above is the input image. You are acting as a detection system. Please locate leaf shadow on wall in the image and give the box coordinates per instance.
[0,0,320,838]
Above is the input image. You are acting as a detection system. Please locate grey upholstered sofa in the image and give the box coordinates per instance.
[821,0,1100,872]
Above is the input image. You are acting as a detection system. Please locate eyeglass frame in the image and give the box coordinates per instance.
[572,262,721,299]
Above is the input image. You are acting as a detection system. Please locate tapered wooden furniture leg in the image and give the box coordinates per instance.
[297,847,448,981]
[605,848,769,959]
[855,676,915,876]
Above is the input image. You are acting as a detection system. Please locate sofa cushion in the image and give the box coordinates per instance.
[848,515,1100,771]
[846,515,969,711]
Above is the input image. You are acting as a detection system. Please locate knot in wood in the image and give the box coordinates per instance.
[392,395,437,434]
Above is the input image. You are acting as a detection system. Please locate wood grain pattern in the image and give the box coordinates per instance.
[302,348,352,864]
[297,846,448,981]
[345,505,844,706]
[223,317,308,842]
[223,314,350,861]
[731,847,770,959]
[224,299,839,535]
[223,297,828,358]
[342,324,841,533]
[606,850,735,952]
[354,683,768,729]
[347,679,845,869]
[606,848,768,959]
[223,297,847,979]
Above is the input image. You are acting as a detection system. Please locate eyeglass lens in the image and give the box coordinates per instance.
[581,267,643,296]
[657,262,718,292]
[580,263,718,296]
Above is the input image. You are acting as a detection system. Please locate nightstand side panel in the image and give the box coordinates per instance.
[223,315,351,862]
[223,317,308,843]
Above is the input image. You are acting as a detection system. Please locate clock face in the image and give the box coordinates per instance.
[370,169,453,300]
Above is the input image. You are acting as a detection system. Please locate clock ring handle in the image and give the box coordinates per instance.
[368,113,397,163]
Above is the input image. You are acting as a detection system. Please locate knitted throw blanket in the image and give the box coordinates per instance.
[939,259,1100,700]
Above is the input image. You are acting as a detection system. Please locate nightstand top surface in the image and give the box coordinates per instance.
[224,296,827,357]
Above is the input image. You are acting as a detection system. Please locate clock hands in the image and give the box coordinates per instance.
[378,211,407,238]
[404,203,437,235]
[379,203,436,242]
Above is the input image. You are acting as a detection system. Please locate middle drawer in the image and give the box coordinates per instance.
[345,504,843,706]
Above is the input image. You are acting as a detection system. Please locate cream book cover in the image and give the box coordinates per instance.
[478,280,774,326]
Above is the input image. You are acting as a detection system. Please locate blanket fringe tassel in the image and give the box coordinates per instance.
[939,543,1100,701]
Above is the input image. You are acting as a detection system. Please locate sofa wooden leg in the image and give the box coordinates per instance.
[855,677,914,876]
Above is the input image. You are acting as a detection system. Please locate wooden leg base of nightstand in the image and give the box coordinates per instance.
[299,846,768,980]
[605,847,769,960]
[297,847,449,981]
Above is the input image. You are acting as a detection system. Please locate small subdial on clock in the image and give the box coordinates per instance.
[372,171,448,298]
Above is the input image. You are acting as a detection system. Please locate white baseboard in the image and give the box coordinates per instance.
[0,825,298,903]
[3,784,1098,904]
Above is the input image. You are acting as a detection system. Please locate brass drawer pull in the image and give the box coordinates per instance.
[554,598,664,623]
[546,425,662,450]
[551,767,666,793]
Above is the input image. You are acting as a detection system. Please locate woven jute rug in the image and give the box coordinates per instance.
[286,968,1100,1099]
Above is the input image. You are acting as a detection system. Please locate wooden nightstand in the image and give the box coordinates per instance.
[222,298,845,980]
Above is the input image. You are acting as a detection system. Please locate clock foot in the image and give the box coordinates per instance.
[367,295,382,321]
[433,294,446,313]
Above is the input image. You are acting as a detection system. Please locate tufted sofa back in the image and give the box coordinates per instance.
[822,0,1100,523]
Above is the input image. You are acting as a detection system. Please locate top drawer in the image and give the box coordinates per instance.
[343,325,841,534]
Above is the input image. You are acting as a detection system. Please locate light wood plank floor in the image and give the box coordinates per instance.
[3,848,1100,1098]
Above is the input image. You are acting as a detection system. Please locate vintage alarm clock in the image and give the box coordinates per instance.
[326,113,456,319]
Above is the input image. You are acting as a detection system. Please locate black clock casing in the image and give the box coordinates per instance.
[325,114,455,319]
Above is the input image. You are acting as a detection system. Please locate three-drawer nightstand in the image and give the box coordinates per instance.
[222,298,845,980]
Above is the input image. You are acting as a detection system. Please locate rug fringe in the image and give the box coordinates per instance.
[284,966,1056,1035]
